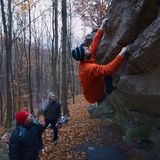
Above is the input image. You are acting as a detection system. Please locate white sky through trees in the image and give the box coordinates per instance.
[16,0,92,48]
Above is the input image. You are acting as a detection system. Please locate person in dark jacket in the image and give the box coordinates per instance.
[9,111,45,160]
[44,92,61,144]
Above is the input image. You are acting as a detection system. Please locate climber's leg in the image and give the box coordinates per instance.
[104,75,113,94]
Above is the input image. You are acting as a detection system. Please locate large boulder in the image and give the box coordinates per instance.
[97,0,160,63]
[87,0,160,156]
[103,0,160,123]
[88,0,160,120]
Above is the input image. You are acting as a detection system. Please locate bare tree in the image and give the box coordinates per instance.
[0,0,79,126]
[61,0,69,115]
[73,0,108,28]
[68,0,75,103]
[55,0,59,93]
[0,26,3,119]
[51,0,59,96]
[27,1,34,114]
[0,91,2,125]
[0,0,13,127]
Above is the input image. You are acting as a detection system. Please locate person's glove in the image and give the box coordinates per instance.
[119,46,128,56]
[99,17,109,31]
[47,124,52,128]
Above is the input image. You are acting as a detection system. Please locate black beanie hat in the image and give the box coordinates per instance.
[71,45,85,61]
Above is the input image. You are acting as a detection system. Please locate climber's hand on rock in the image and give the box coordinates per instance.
[119,46,128,56]
[100,17,109,31]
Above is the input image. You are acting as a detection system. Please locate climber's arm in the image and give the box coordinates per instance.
[93,55,124,77]
[89,30,103,56]
[93,46,128,77]
[89,18,109,56]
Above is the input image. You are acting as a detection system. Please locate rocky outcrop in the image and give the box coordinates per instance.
[87,0,160,156]
[103,0,160,124]
[87,0,160,116]
[97,0,160,63]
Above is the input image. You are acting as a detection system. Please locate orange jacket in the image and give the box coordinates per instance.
[79,29,124,103]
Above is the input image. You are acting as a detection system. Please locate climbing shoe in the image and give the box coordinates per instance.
[104,75,113,94]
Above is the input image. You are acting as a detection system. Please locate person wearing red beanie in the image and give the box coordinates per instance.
[9,111,45,160]
[15,111,29,125]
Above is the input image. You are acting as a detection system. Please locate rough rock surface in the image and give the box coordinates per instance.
[86,0,160,156]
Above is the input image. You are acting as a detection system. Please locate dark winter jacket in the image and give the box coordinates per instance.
[9,119,44,160]
[44,100,61,120]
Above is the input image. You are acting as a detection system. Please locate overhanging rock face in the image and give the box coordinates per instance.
[86,0,160,153]
[97,0,160,63]
[117,69,160,115]
[93,0,160,117]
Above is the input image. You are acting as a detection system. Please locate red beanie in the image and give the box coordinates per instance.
[15,111,28,125]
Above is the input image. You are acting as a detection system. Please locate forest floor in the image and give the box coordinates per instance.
[40,95,158,160]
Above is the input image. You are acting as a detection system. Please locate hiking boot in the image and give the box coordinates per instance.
[39,146,46,153]
[53,140,58,145]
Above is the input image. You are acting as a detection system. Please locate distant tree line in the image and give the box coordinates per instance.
[0,0,110,128]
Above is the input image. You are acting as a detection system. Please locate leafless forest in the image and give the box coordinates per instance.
[0,0,108,128]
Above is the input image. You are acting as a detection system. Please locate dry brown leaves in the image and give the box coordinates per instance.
[40,95,146,160]
[40,95,106,160]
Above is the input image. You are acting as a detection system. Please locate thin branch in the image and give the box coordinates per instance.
[12,5,52,44]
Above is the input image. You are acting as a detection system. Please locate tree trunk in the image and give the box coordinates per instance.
[0,26,3,69]
[61,0,68,115]
[0,26,3,124]
[10,62,16,118]
[68,0,75,103]
[57,49,61,102]
[54,0,58,94]
[0,92,2,125]
[23,19,29,110]
[28,2,34,114]
[35,40,41,108]
[51,0,55,92]
[51,0,58,95]
[0,0,13,128]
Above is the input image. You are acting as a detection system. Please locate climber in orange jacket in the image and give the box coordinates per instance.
[71,18,128,104]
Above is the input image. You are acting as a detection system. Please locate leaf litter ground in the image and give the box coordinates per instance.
[40,95,155,160]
